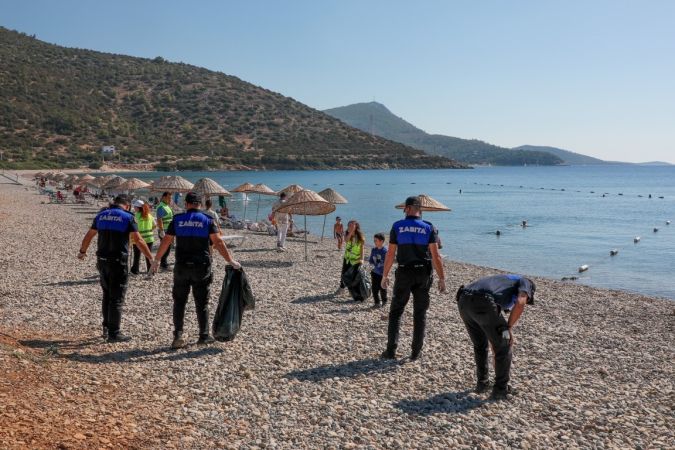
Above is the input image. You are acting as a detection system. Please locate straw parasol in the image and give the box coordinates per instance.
[249,183,277,221]
[150,175,194,193]
[103,175,128,191]
[65,174,80,184]
[318,188,349,241]
[52,172,68,181]
[118,177,151,192]
[79,174,96,182]
[276,190,336,261]
[231,182,256,221]
[193,178,232,197]
[277,184,304,197]
[394,194,451,212]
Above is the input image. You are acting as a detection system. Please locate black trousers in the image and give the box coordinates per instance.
[385,266,432,355]
[172,262,213,338]
[131,241,153,274]
[339,259,349,288]
[97,258,129,337]
[457,293,512,390]
[371,272,387,305]
[160,243,171,268]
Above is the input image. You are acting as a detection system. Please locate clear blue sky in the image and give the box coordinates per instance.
[3,0,674,162]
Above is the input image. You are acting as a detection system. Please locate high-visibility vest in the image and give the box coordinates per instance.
[344,239,363,265]
[157,201,173,230]
[135,212,155,244]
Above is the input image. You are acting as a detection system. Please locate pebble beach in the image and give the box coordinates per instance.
[0,177,673,449]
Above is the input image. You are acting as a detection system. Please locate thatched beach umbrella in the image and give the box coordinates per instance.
[250,183,277,221]
[276,190,336,261]
[193,178,232,197]
[102,175,127,191]
[318,188,349,241]
[53,172,68,181]
[150,175,194,193]
[394,194,451,212]
[277,184,304,197]
[91,174,115,188]
[118,177,151,192]
[232,182,256,221]
[79,174,96,182]
[65,174,80,185]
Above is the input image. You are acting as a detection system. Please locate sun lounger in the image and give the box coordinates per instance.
[221,234,246,248]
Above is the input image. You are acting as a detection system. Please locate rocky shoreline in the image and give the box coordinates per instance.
[0,179,673,449]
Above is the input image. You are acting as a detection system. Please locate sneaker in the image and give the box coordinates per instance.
[107,333,132,343]
[410,350,422,361]
[380,349,396,360]
[474,381,492,394]
[491,385,514,401]
[171,334,186,350]
[197,335,215,345]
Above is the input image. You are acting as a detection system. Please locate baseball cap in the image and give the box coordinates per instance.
[185,192,202,204]
[132,199,144,208]
[405,196,422,207]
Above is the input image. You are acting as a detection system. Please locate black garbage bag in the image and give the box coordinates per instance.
[342,264,371,301]
[212,266,255,342]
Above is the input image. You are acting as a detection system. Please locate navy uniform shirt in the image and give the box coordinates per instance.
[91,205,138,259]
[167,209,218,265]
[389,216,437,266]
[464,274,536,310]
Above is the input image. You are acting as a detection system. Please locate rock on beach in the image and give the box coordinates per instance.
[0,177,673,449]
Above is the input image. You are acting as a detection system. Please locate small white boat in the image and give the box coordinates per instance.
[578,264,589,273]
[634,236,641,243]
[610,249,619,256]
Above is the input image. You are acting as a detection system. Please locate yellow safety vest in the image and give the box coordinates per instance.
[135,212,155,244]
[344,240,363,265]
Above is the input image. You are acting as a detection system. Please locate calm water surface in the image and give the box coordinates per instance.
[127,166,675,299]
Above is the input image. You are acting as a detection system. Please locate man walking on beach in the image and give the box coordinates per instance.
[456,274,535,400]
[272,192,291,251]
[153,192,241,349]
[78,194,153,342]
[380,196,446,361]
[156,191,174,270]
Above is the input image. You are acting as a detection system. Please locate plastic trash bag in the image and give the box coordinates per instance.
[212,266,255,341]
[341,265,371,301]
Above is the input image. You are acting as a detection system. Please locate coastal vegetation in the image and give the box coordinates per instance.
[0,28,465,170]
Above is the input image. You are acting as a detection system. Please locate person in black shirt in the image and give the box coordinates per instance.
[456,274,535,400]
[380,196,446,361]
[153,192,241,349]
[78,194,153,342]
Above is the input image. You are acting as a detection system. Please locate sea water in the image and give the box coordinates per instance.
[133,165,675,299]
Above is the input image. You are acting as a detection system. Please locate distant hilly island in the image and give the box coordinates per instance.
[325,102,671,166]
[0,27,464,170]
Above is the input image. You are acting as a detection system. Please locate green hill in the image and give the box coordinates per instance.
[0,27,464,170]
[324,102,563,166]
[513,145,606,165]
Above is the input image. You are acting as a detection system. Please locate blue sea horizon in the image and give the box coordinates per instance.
[120,165,675,300]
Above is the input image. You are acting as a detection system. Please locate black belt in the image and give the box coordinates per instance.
[398,263,429,269]
[97,256,123,262]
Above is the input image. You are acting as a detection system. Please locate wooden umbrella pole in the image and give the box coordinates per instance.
[242,193,248,222]
[304,208,308,262]
[255,194,261,222]
[321,214,327,241]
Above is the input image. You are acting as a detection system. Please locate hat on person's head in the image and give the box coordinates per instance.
[132,199,144,208]
[185,192,202,205]
[405,196,422,207]
[114,194,131,205]
[336,216,341,220]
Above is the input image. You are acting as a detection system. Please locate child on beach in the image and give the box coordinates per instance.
[333,216,344,250]
[369,233,388,307]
